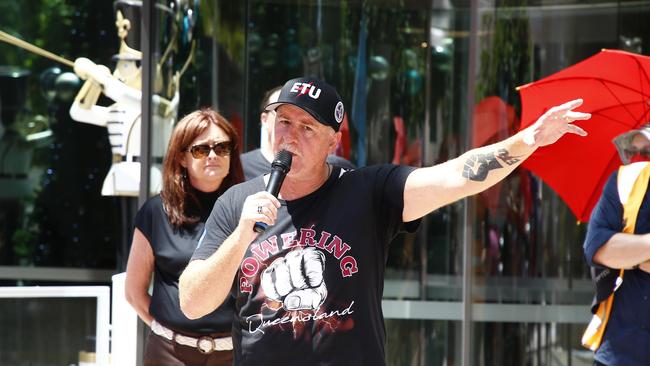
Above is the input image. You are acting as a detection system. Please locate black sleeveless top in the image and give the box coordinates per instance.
[135,188,234,334]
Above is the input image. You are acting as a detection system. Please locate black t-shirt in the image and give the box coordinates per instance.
[135,191,234,334]
[241,148,356,180]
[192,165,419,365]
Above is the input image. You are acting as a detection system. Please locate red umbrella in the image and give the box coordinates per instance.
[518,49,650,222]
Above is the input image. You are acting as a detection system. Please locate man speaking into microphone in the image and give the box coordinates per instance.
[179,77,590,365]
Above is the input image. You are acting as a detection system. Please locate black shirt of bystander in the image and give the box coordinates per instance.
[135,188,234,334]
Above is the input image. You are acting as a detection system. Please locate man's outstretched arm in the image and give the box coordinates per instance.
[403,99,590,222]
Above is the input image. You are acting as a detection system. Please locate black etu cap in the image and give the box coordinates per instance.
[265,77,345,132]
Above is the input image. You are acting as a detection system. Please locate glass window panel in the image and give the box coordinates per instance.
[156,0,246,154]
[0,1,122,269]
[0,297,98,365]
[471,0,650,364]
[386,319,462,366]
[472,322,593,366]
[471,0,595,306]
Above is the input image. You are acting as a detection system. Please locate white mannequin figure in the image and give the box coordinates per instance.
[69,10,178,196]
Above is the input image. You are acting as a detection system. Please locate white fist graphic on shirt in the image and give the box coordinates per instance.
[261,247,328,311]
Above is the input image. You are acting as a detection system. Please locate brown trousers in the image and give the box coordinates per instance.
[143,330,233,366]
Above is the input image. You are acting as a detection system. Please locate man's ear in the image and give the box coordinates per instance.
[328,131,342,154]
[260,112,269,127]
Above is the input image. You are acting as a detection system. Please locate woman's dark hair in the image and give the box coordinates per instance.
[160,108,244,227]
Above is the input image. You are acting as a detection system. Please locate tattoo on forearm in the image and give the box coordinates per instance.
[462,153,502,181]
[462,149,522,181]
[496,149,521,165]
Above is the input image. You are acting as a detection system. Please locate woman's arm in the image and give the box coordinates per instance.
[125,228,155,326]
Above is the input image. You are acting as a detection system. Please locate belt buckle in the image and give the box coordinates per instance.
[197,336,215,354]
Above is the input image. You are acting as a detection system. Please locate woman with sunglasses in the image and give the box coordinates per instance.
[125,108,244,365]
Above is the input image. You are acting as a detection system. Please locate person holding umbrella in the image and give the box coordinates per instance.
[583,123,650,366]
[179,76,590,365]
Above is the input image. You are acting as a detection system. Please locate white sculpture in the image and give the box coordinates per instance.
[69,10,178,196]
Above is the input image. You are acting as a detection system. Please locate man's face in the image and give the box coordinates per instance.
[273,104,340,179]
[626,133,650,163]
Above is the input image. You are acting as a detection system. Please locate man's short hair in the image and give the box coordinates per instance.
[260,86,283,112]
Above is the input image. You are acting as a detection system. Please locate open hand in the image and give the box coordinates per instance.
[522,98,591,147]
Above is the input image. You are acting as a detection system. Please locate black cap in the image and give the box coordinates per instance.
[265,77,345,132]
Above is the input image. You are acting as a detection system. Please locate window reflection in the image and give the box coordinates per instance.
[0,297,99,365]
[0,1,121,269]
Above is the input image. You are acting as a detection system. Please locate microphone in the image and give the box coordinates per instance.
[254,149,292,233]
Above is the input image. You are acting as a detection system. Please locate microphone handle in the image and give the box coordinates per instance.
[253,169,287,233]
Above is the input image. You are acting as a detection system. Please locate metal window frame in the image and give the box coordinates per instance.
[0,286,111,366]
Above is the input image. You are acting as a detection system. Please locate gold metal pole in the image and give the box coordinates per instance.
[0,30,74,67]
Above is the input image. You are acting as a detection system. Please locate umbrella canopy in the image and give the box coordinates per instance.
[518,49,650,222]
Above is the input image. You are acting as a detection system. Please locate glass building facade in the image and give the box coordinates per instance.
[2,0,650,364]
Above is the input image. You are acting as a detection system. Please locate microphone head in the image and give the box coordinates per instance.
[271,149,292,174]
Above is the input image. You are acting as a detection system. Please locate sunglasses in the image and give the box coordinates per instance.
[186,141,233,159]
[621,147,650,164]
[624,146,650,158]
